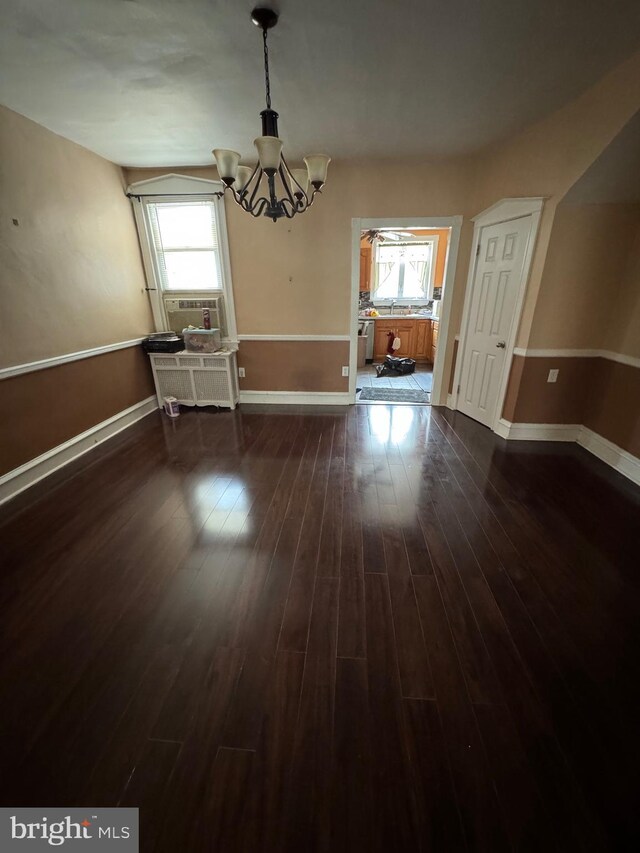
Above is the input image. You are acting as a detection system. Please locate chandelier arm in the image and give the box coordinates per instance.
[247,196,270,218]
[303,188,320,211]
[279,197,301,219]
[280,157,309,211]
[246,167,265,210]
[277,164,298,207]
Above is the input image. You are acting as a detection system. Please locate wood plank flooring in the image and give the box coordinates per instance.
[1,403,639,851]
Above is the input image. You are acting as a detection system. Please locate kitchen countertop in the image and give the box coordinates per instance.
[360,313,438,321]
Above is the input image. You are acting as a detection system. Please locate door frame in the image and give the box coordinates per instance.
[350,216,463,404]
[451,197,545,432]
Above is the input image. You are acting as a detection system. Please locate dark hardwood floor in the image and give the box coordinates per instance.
[1,403,639,851]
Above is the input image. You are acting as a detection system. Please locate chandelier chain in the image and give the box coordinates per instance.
[262,27,271,110]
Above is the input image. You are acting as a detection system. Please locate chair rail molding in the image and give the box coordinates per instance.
[0,338,147,381]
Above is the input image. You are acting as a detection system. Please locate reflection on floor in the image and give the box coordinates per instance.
[356,363,433,403]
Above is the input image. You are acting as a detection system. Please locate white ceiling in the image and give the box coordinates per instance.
[1,0,640,167]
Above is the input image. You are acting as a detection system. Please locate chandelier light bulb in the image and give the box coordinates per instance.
[254,136,283,174]
[304,154,331,188]
[212,149,240,185]
[235,165,254,192]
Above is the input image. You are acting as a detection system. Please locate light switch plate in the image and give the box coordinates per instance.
[238,367,246,378]
[547,369,559,383]
[342,366,349,377]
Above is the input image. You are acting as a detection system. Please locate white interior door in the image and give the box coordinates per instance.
[458,216,531,427]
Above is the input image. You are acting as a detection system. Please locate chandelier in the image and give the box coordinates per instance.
[212,7,330,222]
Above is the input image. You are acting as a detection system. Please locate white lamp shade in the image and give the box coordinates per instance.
[254,136,283,173]
[304,154,331,186]
[290,168,308,196]
[235,165,254,192]
[213,149,240,182]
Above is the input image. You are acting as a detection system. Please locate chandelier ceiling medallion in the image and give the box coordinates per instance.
[212,7,330,222]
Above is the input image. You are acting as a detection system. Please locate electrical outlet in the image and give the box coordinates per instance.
[342,366,349,377]
[547,368,559,383]
[238,367,245,378]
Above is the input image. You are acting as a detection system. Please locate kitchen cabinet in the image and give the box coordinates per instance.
[373,319,428,362]
[359,246,372,292]
[414,320,432,362]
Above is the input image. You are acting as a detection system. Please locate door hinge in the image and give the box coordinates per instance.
[476,244,481,257]
[457,385,460,393]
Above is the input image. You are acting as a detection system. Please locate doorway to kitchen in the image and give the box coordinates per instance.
[350,217,463,406]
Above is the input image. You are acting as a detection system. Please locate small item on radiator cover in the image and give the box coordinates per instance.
[141,333,184,353]
[163,396,180,418]
[202,308,211,330]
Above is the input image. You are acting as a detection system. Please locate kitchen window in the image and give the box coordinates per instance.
[373,239,437,303]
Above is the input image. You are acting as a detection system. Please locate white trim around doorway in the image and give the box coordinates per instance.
[350,216,463,405]
[449,198,545,433]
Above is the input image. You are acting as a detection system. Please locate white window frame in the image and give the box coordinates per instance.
[127,173,238,346]
[372,235,439,305]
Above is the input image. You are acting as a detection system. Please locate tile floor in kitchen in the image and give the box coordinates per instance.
[356,363,433,397]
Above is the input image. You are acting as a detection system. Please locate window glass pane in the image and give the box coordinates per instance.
[403,244,431,298]
[156,203,216,249]
[163,251,219,290]
[374,245,401,299]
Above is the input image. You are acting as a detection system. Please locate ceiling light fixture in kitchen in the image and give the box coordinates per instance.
[212,7,330,222]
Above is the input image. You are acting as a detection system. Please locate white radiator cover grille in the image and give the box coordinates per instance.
[194,370,231,402]
[202,357,227,369]
[148,350,238,409]
[156,370,196,402]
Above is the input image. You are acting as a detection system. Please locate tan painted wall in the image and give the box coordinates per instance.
[502,355,640,457]
[473,49,640,351]
[605,218,640,359]
[237,341,349,393]
[501,205,640,445]
[0,346,155,476]
[0,105,153,368]
[528,203,640,350]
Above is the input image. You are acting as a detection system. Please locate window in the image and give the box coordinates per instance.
[128,174,237,342]
[373,241,436,302]
[146,200,222,291]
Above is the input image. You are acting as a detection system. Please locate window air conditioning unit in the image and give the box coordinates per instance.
[164,297,224,335]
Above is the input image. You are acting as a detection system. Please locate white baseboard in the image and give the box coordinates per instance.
[0,396,158,506]
[578,427,640,487]
[446,393,456,410]
[238,391,353,406]
[495,418,640,486]
[495,418,581,441]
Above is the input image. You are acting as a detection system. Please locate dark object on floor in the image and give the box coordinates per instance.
[376,356,416,377]
[141,333,184,353]
[359,387,430,403]
[355,387,362,393]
